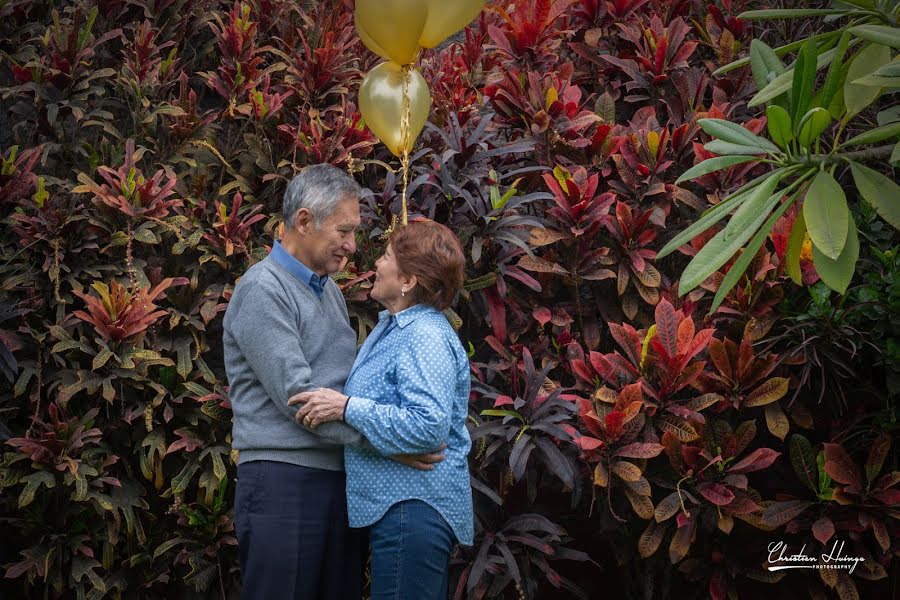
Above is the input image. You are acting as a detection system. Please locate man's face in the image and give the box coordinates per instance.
[297,196,361,275]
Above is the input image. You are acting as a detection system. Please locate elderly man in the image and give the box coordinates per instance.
[223,164,441,600]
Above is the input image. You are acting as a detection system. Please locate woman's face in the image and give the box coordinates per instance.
[371,243,410,310]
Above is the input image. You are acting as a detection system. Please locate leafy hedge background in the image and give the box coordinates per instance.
[0,0,897,599]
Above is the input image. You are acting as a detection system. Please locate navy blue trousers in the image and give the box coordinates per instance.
[369,499,455,600]
[234,461,367,600]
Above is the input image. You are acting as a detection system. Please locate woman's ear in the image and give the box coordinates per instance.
[404,273,418,293]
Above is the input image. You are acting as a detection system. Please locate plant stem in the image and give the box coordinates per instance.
[797,145,894,167]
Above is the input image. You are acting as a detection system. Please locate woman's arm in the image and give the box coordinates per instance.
[301,329,457,455]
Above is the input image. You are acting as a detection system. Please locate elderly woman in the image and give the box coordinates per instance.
[291,219,473,600]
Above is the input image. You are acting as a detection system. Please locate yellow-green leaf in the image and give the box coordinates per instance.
[766,105,793,148]
[786,209,807,285]
[844,44,891,117]
[812,214,859,295]
[850,162,900,229]
[849,24,900,50]
[796,107,831,149]
[765,402,790,441]
[679,172,785,294]
[745,377,790,407]
[804,170,849,259]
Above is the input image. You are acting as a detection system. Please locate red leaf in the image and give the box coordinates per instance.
[698,482,735,506]
[654,299,679,359]
[578,436,603,451]
[873,489,900,505]
[823,443,862,487]
[605,411,624,439]
[728,448,780,474]
[812,517,835,545]
[615,442,664,459]
[709,570,726,600]
[485,287,508,343]
[494,395,514,407]
[708,338,732,380]
[676,317,694,356]
[725,492,760,515]
[532,307,552,326]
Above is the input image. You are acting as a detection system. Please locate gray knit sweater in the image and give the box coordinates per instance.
[223,256,363,471]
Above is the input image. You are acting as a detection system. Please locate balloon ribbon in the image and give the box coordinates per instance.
[399,63,412,226]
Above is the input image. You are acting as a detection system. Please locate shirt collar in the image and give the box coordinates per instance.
[270,240,330,297]
[378,303,436,329]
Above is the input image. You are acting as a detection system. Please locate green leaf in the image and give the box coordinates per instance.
[175,338,192,380]
[785,209,807,285]
[153,537,191,560]
[844,44,892,117]
[796,107,832,149]
[849,24,900,50]
[850,162,900,229]
[868,60,900,79]
[480,409,525,422]
[133,226,160,244]
[791,41,817,125]
[714,31,840,77]
[851,74,900,88]
[739,9,854,19]
[18,471,55,508]
[170,460,200,494]
[698,118,782,153]
[820,30,852,110]
[811,214,859,295]
[766,105,793,149]
[877,104,900,126]
[789,434,818,493]
[817,451,833,497]
[703,140,770,156]
[750,39,787,92]
[892,140,900,165]
[658,174,777,260]
[804,170,849,259]
[92,346,115,371]
[675,156,761,184]
[750,44,851,108]
[841,120,900,146]
[710,188,800,312]
[679,172,785,294]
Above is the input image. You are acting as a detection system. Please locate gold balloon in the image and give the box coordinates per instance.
[355,14,391,62]
[419,0,486,49]
[359,62,431,157]
[355,0,427,65]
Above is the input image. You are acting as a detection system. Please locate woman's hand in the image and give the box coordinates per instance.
[288,388,349,429]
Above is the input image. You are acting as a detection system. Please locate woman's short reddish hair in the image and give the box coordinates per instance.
[389,219,465,311]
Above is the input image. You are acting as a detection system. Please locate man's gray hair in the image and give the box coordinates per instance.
[283,164,361,228]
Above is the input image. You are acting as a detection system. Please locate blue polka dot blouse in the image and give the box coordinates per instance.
[343,303,474,545]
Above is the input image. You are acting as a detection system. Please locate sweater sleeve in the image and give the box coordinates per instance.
[344,327,453,454]
[229,283,364,446]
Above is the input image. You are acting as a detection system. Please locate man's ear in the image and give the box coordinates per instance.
[293,208,313,233]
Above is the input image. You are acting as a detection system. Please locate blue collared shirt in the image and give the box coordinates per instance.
[270,240,330,298]
[343,304,474,545]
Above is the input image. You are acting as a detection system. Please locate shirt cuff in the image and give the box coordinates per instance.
[344,395,376,430]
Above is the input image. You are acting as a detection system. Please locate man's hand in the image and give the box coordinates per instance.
[390,443,447,471]
[288,388,348,429]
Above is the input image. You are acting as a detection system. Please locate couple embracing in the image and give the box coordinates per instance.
[223,164,474,600]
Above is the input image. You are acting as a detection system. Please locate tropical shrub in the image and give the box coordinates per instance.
[0,1,896,599]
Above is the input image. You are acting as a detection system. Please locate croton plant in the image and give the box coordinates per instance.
[0,1,896,599]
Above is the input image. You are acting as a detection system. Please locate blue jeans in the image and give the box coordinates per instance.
[369,499,456,600]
